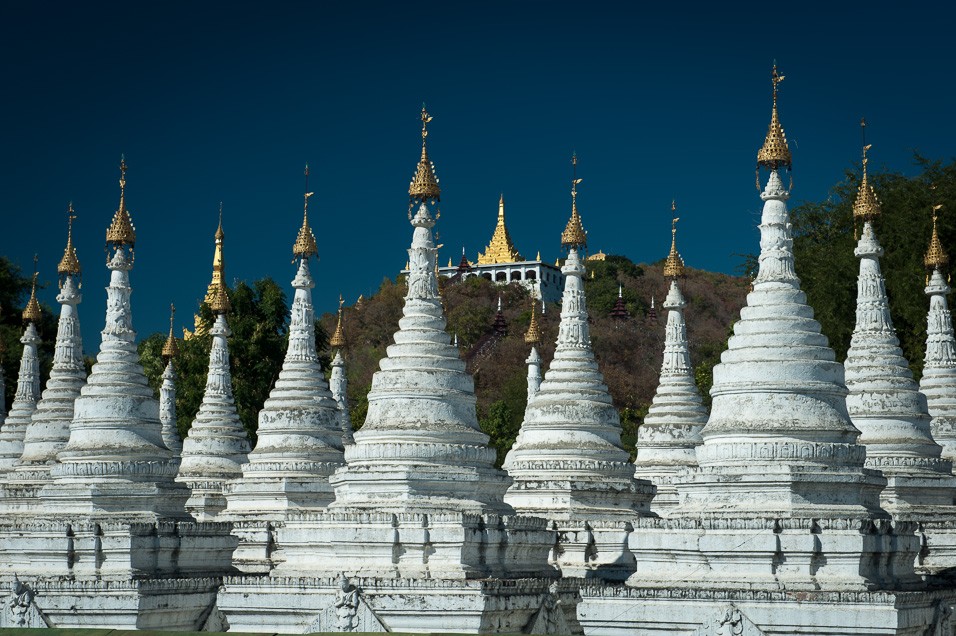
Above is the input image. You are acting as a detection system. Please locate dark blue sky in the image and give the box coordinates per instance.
[2,1,954,353]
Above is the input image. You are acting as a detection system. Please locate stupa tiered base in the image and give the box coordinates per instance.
[218,575,581,634]
[576,516,956,635]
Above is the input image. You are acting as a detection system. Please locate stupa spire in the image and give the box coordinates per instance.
[662,202,685,279]
[11,213,87,492]
[677,68,885,518]
[329,294,346,349]
[43,160,188,520]
[477,194,523,264]
[57,202,81,281]
[503,162,652,577]
[204,202,230,312]
[561,153,587,250]
[159,304,181,454]
[634,225,707,513]
[755,64,792,182]
[921,203,956,466]
[0,261,42,474]
[178,210,250,520]
[844,165,955,512]
[105,155,136,258]
[293,164,319,260]
[223,184,344,522]
[408,105,441,207]
[330,351,354,445]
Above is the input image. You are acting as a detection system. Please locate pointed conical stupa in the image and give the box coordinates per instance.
[330,350,354,445]
[159,303,182,454]
[9,208,87,494]
[525,299,542,400]
[326,108,511,515]
[224,176,345,518]
[921,207,956,466]
[0,265,42,475]
[477,194,523,264]
[844,139,955,512]
[678,68,885,518]
[504,156,651,522]
[634,217,707,514]
[178,209,251,520]
[42,158,189,520]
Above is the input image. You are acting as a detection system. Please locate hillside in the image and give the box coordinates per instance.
[321,254,749,462]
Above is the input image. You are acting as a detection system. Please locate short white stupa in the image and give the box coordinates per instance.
[159,304,182,454]
[920,208,956,467]
[177,210,251,520]
[328,302,354,444]
[224,179,345,518]
[0,266,42,475]
[524,300,543,401]
[844,140,956,513]
[634,215,707,513]
[8,208,87,498]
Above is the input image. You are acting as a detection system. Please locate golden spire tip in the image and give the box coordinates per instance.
[22,254,42,324]
[162,302,179,360]
[852,120,881,223]
[756,64,792,172]
[330,293,346,349]
[58,201,81,277]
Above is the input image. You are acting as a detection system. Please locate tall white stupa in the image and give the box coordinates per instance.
[0,262,42,475]
[920,207,956,467]
[843,131,956,514]
[633,213,707,513]
[177,209,251,520]
[6,207,87,502]
[159,304,182,454]
[503,156,652,579]
[40,158,189,520]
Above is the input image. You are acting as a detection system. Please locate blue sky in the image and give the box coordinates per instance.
[1,1,954,353]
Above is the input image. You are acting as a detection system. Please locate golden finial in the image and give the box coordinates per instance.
[663,202,686,278]
[329,294,346,349]
[756,64,793,173]
[57,202,81,278]
[106,155,137,250]
[925,203,949,277]
[206,205,230,314]
[524,298,541,345]
[293,164,319,259]
[162,303,179,361]
[852,119,881,225]
[22,254,41,324]
[561,153,587,250]
[408,105,441,203]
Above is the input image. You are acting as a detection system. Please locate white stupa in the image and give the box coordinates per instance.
[7,209,87,500]
[503,159,652,578]
[524,300,543,401]
[177,211,251,520]
[40,159,188,520]
[224,181,345,521]
[677,76,885,518]
[920,209,956,467]
[634,215,707,513]
[0,268,42,475]
[159,304,182,454]
[843,139,956,514]
[328,306,354,444]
